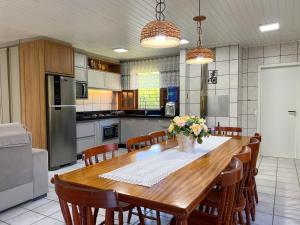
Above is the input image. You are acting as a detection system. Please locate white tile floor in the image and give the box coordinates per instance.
[1,152,300,225]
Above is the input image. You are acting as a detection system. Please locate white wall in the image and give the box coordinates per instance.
[179,45,240,129]
[240,41,300,136]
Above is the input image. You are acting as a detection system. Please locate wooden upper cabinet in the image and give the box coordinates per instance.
[44,40,74,76]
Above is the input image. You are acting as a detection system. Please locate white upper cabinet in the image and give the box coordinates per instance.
[74,53,87,68]
[88,70,121,90]
[105,72,121,90]
[75,67,87,82]
[88,69,105,89]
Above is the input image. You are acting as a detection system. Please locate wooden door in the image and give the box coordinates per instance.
[44,40,74,76]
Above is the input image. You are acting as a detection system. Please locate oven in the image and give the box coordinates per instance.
[102,123,119,141]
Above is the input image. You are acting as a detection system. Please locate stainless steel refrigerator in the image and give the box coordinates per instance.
[46,74,77,170]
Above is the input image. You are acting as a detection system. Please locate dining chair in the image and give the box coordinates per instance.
[149,130,167,144]
[246,137,260,222]
[126,135,152,152]
[171,157,243,225]
[53,174,118,225]
[82,144,145,225]
[83,144,118,166]
[214,126,242,137]
[199,146,252,225]
[252,133,261,204]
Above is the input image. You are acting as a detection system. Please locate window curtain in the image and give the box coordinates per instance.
[120,55,179,89]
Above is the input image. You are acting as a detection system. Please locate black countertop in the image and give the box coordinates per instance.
[76,110,174,122]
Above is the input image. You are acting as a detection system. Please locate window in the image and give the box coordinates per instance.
[138,72,160,109]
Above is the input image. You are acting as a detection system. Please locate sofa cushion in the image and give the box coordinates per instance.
[0,123,30,147]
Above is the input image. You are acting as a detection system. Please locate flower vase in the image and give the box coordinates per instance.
[176,134,196,152]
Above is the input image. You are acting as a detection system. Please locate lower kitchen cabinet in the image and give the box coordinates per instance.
[120,118,171,143]
[76,121,97,154]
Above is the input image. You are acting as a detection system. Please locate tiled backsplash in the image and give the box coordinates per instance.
[240,41,300,136]
[76,89,118,112]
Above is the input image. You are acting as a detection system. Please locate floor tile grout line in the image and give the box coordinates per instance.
[271,157,278,225]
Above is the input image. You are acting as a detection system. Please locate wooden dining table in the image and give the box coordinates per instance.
[59,136,250,225]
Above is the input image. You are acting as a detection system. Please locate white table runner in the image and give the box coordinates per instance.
[100,136,231,187]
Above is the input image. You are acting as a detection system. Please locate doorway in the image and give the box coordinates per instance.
[258,63,300,159]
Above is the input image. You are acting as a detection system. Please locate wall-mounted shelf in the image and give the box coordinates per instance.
[87,57,120,74]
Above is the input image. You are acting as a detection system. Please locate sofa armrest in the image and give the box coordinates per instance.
[32,148,48,198]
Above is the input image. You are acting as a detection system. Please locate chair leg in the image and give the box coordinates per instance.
[244,191,251,225]
[136,207,145,225]
[118,211,123,225]
[127,209,133,224]
[156,211,161,225]
[238,211,245,225]
[254,182,259,204]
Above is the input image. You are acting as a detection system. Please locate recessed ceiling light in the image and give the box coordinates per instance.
[180,39,189,45]
[259,23,279,32]
[113,48,128,53]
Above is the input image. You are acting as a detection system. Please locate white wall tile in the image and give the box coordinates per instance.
[180,91,186,103]
[280,55,297,63]
[242,48,248,60]
[264,44,280,57]
[248,87,258,100]
[179,63,186,76]
[180,76,186,90]
[249,46,263,58]
[206,116,216,128]
[189,91,200,104]
[180,103,186,116]
[208,62,216,70]
[208,83,216,90]
[230,89,238,102]
[180,49,186,63]
[216,61,230,75]
[242,115,247,128]
[242,60,248,73]
[248,101,257,114]
[207,89,215,96]
[248,114,257,128]
[189,64,201,77]
[230,75,238,89]
[216,89,229,96]
[230,103,238,117]
[189,104,200,116]
[242,74,247,86]
[230,45,239,60]
[230,117,238,127]
[264,56,280,65]
[216,46,230,61]
[242,101,247,114]
[242,87,248,100]
[248,73,258,87]
[216,117,230,126]
[216,75,230,89]
[230,60,238,74]
[247,129,257,136]
[281,42,297,55]
[189,77,201,90]
[248,58,263,72]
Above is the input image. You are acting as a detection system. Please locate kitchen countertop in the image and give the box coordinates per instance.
[76,114,173,122]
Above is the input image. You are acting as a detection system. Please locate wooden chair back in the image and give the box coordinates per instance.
[234,146,251,204]
[247,138,260,176]
[214,126,242,137]
[254,132,262,142]
[149,130,167,144]
[83,144,118,166]
[53,174,118,225]
[218,157,243,225]
[126,135,152,152]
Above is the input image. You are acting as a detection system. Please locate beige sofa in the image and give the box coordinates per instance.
[0,123,48,212]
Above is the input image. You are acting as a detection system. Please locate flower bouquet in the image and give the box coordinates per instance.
[168,115,210,151]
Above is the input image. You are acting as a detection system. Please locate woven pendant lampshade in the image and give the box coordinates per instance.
[140,0,180,48]
[186,1,214,64]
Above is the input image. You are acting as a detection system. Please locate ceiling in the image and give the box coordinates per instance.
[0,0,299,60]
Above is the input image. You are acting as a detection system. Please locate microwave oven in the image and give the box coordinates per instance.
[76,81,88,99]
